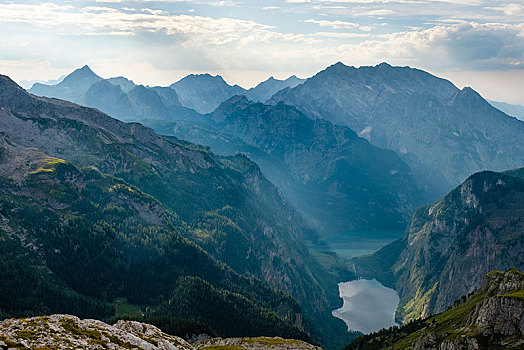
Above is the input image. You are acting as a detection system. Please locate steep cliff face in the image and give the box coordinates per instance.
[345,269,524,350]
[353,169,524,323]
[0,315,320,350]
[466,269,524,336]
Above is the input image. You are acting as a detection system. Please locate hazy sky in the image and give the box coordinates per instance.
[1,0,523,104]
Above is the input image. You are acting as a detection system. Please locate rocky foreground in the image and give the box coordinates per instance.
[0,314,320,350]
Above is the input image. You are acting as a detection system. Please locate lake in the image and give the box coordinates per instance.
[332,279,399,334]
[312,230,403,260]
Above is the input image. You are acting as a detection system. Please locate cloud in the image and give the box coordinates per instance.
[367,9,396,16]
[0,3,309,45]
[310,32,372,38]
[487,3,524,16]
[305,19,359,29]
[334,22,524,70]
[286,0,482,4]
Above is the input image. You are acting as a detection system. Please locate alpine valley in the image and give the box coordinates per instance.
[0,61,522,350]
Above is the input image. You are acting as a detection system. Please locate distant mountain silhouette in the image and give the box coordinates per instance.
[29,65,102,104]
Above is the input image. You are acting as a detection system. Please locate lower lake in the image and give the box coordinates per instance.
[332,279,400,334]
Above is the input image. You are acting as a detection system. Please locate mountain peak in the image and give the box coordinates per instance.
[79,64,93,72]
[64,65,101,82]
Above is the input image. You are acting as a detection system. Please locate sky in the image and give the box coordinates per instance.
[0,0,523,104]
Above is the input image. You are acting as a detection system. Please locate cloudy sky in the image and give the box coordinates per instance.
[0,0,523,104]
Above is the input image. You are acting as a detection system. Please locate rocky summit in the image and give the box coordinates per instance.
[0,315,318,350]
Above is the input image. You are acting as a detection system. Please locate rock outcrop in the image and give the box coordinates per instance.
[466,269,524,336]
[0,315,319,350]
[0,314,192,350]
[194,337,322,350]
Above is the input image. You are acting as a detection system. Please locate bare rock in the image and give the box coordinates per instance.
[193,337,322,350]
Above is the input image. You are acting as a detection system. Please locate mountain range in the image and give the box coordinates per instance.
[29,65,198,122]
[271,62,524,198]
[8,61,524,349]
[169,73,305,113]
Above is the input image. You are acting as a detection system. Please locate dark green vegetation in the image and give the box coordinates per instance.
[345,269,524,349]
[353,168,524,323]
[271,62,524,198]
[149,96,425,235]
[0,75,351,348]
[0,152,305,340]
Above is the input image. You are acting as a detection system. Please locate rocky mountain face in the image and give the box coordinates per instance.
[151,96,425,235]
[0,75,349,346]
[271,62,524,197]
[353,168,524,323]
[245,76,305,103]
[345,269,524,350]
[0,314,319,350]
[170,74,246,114]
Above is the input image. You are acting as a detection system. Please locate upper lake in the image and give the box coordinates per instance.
[312,230,403,260]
